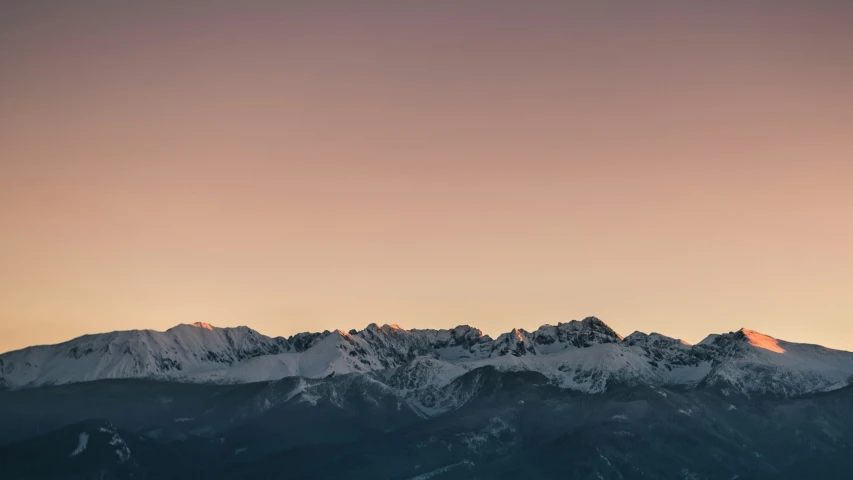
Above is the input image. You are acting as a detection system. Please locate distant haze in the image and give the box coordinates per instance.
[1,1,852,353]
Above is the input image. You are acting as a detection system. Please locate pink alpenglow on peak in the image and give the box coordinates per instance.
[189,322,215,330]
[740,329,786,354]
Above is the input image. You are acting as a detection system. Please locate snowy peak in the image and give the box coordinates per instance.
[0,324,292,388]
[530,316,623,354]
[623,331,691,349]
[288,331,328,352]
[411,325,490,351]
[492,328,536,357]
[694,328,853,397]
[738,329,785,354]
[187,322,214,330]
[701,328,787,355]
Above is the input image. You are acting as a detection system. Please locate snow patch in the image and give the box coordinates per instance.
[101,425,131,463]
[406,460,475,480]
[69,432,89,456]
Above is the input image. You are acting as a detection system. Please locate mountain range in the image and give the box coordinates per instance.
[3,317,853,479]
[3,317,852,400]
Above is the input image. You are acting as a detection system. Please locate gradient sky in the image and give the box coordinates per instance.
[1,1,852,354]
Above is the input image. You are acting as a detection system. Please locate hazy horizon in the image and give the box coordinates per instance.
[2,1,852,353]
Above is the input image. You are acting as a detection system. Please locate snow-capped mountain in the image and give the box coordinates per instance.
[6,318,853,480]
[3,317,853,402]
[697,328,853,397]
[0,322,292,387]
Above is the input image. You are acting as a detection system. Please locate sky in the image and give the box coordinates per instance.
[1,1,852,354]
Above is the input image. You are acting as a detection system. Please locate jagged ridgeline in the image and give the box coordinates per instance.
[3,317,853,399]
[4,318,853,479]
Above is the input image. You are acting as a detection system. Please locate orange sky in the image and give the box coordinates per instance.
[1,2,852,353]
